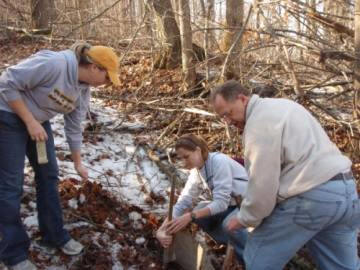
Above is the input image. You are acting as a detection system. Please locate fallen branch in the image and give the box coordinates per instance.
[155,113,185,146]
[0,25,52,35]
[281,39,303,97]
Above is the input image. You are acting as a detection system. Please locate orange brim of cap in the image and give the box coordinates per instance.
[108,70,120,86]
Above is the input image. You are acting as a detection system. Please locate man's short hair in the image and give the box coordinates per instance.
[210,80,250,103]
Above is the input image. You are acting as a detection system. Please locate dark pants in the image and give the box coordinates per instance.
[0,110,70,266]
[194,205,247,262]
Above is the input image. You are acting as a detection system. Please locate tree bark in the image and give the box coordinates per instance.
[178,0,196,89]
[308,0,317,36]
[31,0,56,30]
[255,0,262,40]
[76,0,91,39]
[200,0,213,82]
[146,0,182,69]
[354,0,360,119]
[221,0,244,80]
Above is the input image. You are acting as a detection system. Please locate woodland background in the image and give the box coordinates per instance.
[0,0,359,269]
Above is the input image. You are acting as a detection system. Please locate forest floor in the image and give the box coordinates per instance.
[0,38,359,270]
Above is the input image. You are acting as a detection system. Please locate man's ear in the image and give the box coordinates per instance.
[238,93,250,103]
[236,94,246,101]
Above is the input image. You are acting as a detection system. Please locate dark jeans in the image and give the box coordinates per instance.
[244,178,360,270]
[0,110,70,266]
[194,205,247,262]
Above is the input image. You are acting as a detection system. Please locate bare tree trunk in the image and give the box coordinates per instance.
[209,0,215,19]
[221,0,244,80]
[341,0,352,29]
[137,0,144,24]
[146,0,182,69]
[308,0,317,36]
[255,0,262,40]
[31,0,56,30]
[178,0,196,89]
[200,0,213,82]
[130,0,134,33]
[323,0,336,37]
[77,0,91,39]
[297,4,303,61]
[354,0,360,119]
[143,1,153,37]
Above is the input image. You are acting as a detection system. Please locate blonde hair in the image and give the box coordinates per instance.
[175,134,209,160]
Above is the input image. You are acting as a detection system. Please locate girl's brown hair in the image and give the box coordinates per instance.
[175,134,209,161]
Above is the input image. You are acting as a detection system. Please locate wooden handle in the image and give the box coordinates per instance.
[163,173,177,265]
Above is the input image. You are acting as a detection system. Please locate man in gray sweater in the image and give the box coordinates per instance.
[210,80,360,270]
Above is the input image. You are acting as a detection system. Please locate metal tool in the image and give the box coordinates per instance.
[36,141,48,164]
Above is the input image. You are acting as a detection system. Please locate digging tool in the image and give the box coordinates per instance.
[36,141,48,164]
[222,244,235,270]
[221,194,242,269]
[162,172,176,266]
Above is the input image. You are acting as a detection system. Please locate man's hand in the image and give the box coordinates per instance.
[226,216,244,231]
[166,213,192,235]
[75,164,88,180]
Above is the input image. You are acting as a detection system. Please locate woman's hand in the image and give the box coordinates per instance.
[8,99,48,141]
[75,163,88,180]
[166,213,192,235]
[71,151,88,180]
[26,119,48,141]
[156,227,173,248]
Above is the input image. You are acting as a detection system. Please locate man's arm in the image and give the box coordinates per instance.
[237,124,282,227]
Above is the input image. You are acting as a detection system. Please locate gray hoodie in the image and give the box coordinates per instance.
[0,49,90,151]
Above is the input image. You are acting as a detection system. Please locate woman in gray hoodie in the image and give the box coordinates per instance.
[156,134,248,262]
[0,42,120,270]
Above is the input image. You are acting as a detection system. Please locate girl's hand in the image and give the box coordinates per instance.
[166,213,192,234]
[156,228,173,248]
[75,163,88,180]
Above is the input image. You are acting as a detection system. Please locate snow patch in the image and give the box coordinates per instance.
[135,237,145,245]
[68,198,78,209]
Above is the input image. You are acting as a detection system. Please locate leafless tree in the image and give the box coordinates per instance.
[31,0,56,30]
[354,0,360,118]
[178,0,196,89]
[221,0,244,80]
[146,0,182,69]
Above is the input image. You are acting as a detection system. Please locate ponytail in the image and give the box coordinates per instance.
[70,41,92,65]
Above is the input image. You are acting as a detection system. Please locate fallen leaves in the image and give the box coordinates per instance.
[25,179,165,269]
